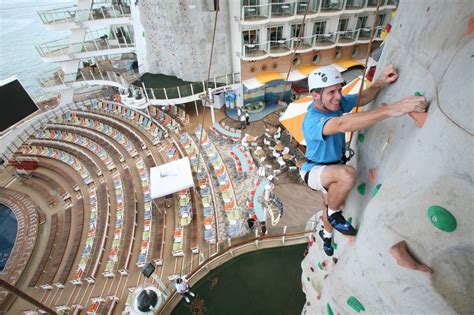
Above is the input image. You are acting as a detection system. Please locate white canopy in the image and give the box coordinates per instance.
[150,157,194,199]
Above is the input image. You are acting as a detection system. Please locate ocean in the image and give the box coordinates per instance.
[0,0,73,98]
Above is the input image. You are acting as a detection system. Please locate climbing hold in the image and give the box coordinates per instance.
[427,205,457,232]
[332,257,339,265]
[347,296,365,312]
[307,277,311,282]
[368,168,377,183]
[347,217,352,224]
[357,183,366,195]
[331,242,338,250]
[318,262,323,270]
[310,267,315,272]
[409,91,428,127]
[327,303,334,315]
[322,260,327,268]
[372,184,382,197]
[358,133,365,143]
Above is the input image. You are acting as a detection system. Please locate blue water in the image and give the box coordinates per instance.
[0,203,18,271]
[0,0,73,97]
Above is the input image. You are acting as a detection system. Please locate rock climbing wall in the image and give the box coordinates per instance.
[139,0,233,82]
[301,1,473,314]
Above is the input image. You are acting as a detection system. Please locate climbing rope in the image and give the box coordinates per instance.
[346,0,382,154]
[196,1,220,173]
[278,0,311,104]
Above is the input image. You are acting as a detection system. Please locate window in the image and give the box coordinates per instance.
[242,0,259,5]
[291,24,304,38]
[243,29,259,45]
[338,18,349,32]
[356,16,367,29]
[313,21,326,35]
[312,54,321,63]
[267,25,284,45]
[377,13,386,26]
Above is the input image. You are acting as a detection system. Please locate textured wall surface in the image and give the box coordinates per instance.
[139,0,233,82]
[301,1,473,314]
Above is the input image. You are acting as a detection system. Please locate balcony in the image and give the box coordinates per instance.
[366,0,380,10]
[37,66,136,92]
[313,33,337,49]
[242,42,268,60]
[385,0,397,8]
[270,2,295,19]
[38,1,131,29]
[241,4,270,23]
[374,25,385,40]
[295,0,319,15]
[357,28,371,43]
[320,0,344,15]
[269,38,292,56]
[36,28,135,62]
[291,35,315,53]
[344,0,365,12]
[336,30,358,46]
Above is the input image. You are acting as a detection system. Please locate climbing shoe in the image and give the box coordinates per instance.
[328,211,357,236]
[319,230,334,256]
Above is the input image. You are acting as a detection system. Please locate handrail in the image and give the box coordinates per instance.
[157,228,311,313]
[38,1,131,25]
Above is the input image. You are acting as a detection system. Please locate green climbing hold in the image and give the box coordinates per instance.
[318,262,323,270]
[372,184,382,197]
[347,296,365,312]
[327,303,334,315]
[307,277,311,282]
[331,242,338,250]
[358,133,365,143]
[357,183,366,195]
[347,217,353,224]
[414,91,423,96]
[427,205,457,232]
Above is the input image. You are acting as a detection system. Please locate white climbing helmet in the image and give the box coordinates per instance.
[308,66,344,91]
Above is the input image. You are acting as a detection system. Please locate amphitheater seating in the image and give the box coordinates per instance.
[136,157,153,268]
[20,178,58,206]
[90,100,165,145]
[195,126,240,237]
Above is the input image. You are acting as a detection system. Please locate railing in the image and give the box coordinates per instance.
[38,1,131,25]
[357,27,372,41]
[313,32,337,46]
[296,0,319,14]
[156,223,314,313]
[374,25,385,39]
[344,0,366,10]
[367,0,379,7]
[143,73,240,101]
[269,38,292,53]
[36,27,135,58]
[37,67,137,88]
[336,30,358,43]
[242,1,319,21]
[320,0,344,11]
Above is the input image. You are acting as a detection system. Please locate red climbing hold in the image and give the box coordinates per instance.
[368,168,377,183]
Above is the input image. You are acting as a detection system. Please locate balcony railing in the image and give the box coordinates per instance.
[270,2,295,17]
[243,42,268,58]
[38,1,131,25]
[357,28,371,41]
[344,0,365,10]
[38,67,137,89]
[314,32,337,46]
[336,30,358,44]
[320,0,344,12]
[144,73,240,101]
[36,28,134,58]
[374,25,385,39]
[296,0,319,14]
[269,38,292,54]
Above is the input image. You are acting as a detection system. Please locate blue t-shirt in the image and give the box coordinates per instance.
[301,94,357,172]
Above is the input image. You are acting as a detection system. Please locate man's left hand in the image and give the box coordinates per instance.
[375,64,399,87]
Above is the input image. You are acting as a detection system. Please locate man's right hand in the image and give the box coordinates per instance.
[388,96,428,117]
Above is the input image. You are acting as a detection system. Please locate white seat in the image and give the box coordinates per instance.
[282,147,290,155]
[264,138,271,146]
[277,157,286,169]
[272,150,281,159]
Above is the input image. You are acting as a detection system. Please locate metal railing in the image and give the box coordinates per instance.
[156,223,314,313]
[143,73,240,101]
[336,29,358,44]
[36,27,135,58]
[37,67,137,88]
[38,1,131,25]
[241,0,397,21]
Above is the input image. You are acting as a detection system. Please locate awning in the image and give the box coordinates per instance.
[150,157,194,199]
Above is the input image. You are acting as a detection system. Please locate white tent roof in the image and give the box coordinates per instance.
[150,157,194,199]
